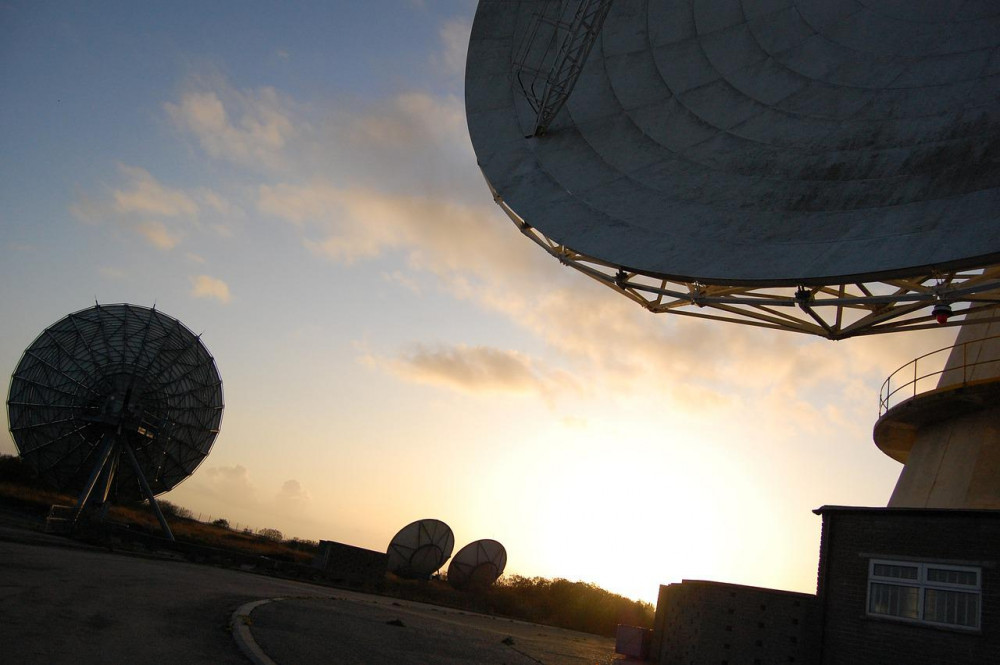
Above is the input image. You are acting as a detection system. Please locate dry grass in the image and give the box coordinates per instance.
[0,482,75,512]
[0,481,312,563]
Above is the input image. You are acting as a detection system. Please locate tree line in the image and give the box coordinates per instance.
[484,575,654,636]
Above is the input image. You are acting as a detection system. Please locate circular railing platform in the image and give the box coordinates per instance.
[879,334,1000,417]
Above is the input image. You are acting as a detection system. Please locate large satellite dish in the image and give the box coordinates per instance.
[386,518,455,580]
[466,0,1000,338]
[447,539,507,590]
[6,303,224,538]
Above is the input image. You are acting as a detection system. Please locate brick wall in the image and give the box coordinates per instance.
[816,507,1000,665]
[651,580,820,665]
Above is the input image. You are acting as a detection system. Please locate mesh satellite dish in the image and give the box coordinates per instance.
[447,539,507,590]
[6,303,224,538]
[466,0,1000,338]
[386,518,455,580]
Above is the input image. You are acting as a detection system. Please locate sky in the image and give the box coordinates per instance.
[0,1,961,605]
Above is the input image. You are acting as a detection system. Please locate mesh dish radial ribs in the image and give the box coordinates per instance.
[386,518,456,580]
[6,303,224,501]
[466,0,1000,339]
[447,539,507,589]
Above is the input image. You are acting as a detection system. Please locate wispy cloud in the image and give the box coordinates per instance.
[275,479,311,513]
[171,465,316,531]
[431,17,471,79]
[69,164,237,251]
[99,266,126,280]
[347,92,465,149]
[190,274,232,303]
[112,165,198,217]
[382,343,578,398]
[165,81,299,170]
[136,220,182,249]
[198,464,258,503]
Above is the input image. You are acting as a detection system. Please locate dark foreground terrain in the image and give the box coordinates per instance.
[0,528,618,664]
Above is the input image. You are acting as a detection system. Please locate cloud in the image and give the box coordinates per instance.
[6,241,36,253]
[258,183,399,262]
[384,343,576,397]
[70,164,238,251]
[254,182,845,410]
[136,220,182,249]
[347,91,465,150]
[170,465,319,533]
[275,479,311,515]
[382,270,421,294]
[198,464,258,504]
[257,182,542,275]
[165,83,298,170]
[112,165,198,217]
[190,274,232,303]
[432,17,472,79]
[99,266,126,280]
[197,188,240,217]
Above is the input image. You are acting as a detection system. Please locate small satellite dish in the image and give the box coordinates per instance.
[447,539,507,590]
[386,518,455,580]
[6,303,224,538]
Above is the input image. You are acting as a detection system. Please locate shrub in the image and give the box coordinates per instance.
[256,527,283,542]
[154,500,193,520]
[0,454,38,485]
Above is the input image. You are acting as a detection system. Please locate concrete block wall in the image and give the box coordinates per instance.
[816,507,1000,665]
[312,539,387,586]
[651,580,820,665]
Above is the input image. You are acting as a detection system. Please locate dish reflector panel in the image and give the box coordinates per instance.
[447,539,507,590]
[386,518,455,580]
[7,303,224,501]
[467,0,1000,285]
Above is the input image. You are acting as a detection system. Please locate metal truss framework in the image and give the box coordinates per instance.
[490,187,1000,340]
[512,0,615,137]
[7,303,224,538]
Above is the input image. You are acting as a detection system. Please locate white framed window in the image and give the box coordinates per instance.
[867,559,981,630]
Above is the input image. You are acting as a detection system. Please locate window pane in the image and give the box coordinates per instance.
[924,589,979,628]
[870,583,919,619]
[873,563,918,580]
[926,568,977,586]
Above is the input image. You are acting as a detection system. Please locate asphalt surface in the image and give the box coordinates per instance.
[249,596,619,664]
[0,529,618,664]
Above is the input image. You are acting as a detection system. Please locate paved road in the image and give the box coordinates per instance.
[0,534,618,664]
[250,596,619,664]
[0,537,329,664]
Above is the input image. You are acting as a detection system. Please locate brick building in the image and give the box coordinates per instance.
[815,507,999,665]
[649,507,999,663]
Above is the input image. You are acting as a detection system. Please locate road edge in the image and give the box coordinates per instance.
[231,598,282,665]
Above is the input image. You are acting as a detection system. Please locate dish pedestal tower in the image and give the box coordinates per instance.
[876,311,1000,509]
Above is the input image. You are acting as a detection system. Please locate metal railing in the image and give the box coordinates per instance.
[879,334,1000,416]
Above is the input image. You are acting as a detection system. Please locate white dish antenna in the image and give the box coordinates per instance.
[386,518,455,579]
[466,0,1000,338]
[7,303,224,538]
[447,539,507,590]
